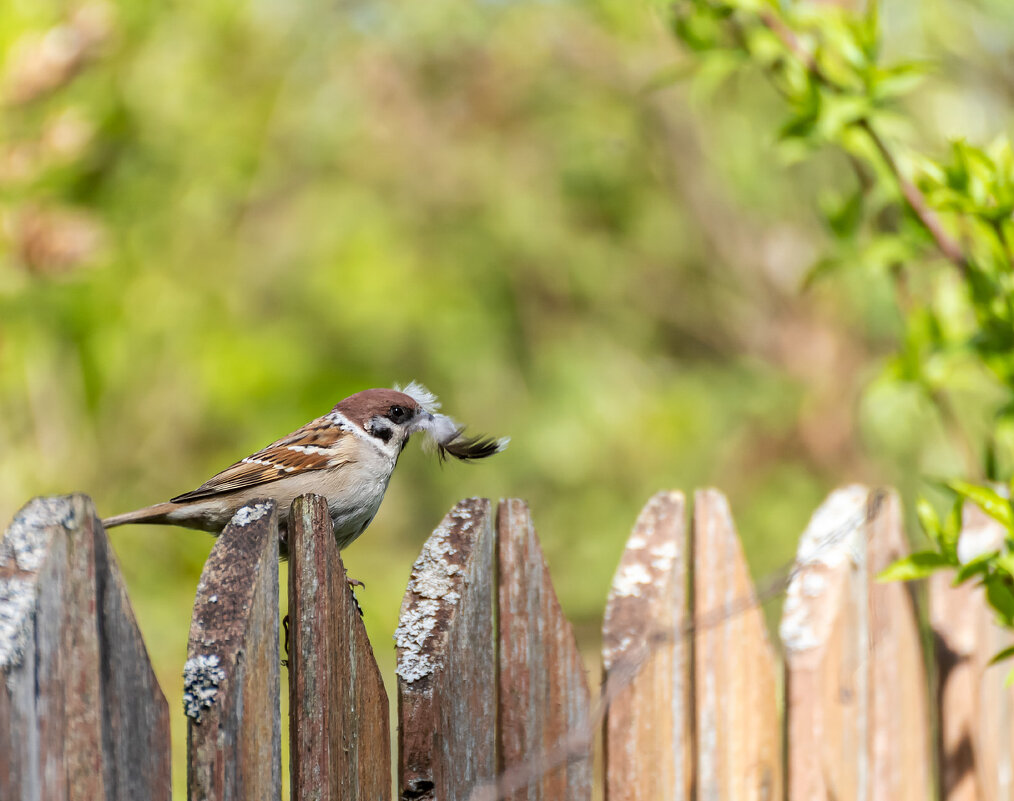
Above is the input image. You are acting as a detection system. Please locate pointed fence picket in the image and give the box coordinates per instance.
[601,490,690,801]
[0,495,170,801]
[288,494,390,801]
[396,497,497,800]
[781,486,930,801]
[2,486,1013,799]
[185,498,282,801]
[931,502,1014,801]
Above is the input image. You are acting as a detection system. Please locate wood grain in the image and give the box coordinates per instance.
[186,500,281,801]
[497,498,592,801]
[93,503,173,800]
[287,494,390,801]
[781,486,867,801]
[931,502,1014,801]
[396,497,497,801]
[865,489,930,801]
[693,488,781,801]
[602,491,690,801]
[781,486,929,801]
[0,494,171,801]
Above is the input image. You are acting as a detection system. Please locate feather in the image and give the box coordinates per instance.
[170,416,356,503]
[437,433,510,462]
[394,380,441,413]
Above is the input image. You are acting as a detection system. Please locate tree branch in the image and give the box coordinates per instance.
[757,9,971,276]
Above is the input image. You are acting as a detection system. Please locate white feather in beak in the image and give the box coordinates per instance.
[395,381,509,461]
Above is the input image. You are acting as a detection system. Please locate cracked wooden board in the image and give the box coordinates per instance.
[0,494,170,801]
[396,497,496,801]
[497,498,591,801]
[185,499,281,801]
[287,493,390,801]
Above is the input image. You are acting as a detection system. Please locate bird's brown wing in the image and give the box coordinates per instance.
[170,415,356,503]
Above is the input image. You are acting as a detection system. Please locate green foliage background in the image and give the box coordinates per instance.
[3,0,1011,794]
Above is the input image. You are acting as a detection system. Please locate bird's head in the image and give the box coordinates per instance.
[333,382,509,461]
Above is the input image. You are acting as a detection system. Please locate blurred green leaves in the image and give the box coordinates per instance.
[5,0,1014,792]
[670,0,1014,660]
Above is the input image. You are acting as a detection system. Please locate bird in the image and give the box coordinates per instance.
[102,382,508,553]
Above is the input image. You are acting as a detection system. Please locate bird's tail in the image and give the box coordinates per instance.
[102,502,178,529]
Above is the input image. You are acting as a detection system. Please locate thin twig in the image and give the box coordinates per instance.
[757,9,970,276]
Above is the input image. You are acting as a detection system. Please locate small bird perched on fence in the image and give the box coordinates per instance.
[103,382,508,553]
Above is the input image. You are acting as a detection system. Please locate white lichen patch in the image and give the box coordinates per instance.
[780,485,868,653]
[395,509,481,682]
[801,571,827,598]
[793,485,868,569]
[3,496,74,572]
[231,503,270,527]
[612,562,653,598]
[183,654,227,723]
[0,577,35,671]
[779,591,821,653]
[406,519,463,601]
[626,533,648,550]
[650,540,679,571]
[395,599,441,682]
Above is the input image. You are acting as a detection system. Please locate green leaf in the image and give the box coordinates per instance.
[985,574,1014,626]
[994,551,1014,578]
[820,188,865,239]
[915,496,941,546]
[1006,668,1014,688]
[953,551,996,585]
[877,550,951,582]
[816,93,871,141]
[947,480,1014,530]
[942,498,965,561]
[872,63,929,103]
[988,644,1014,666]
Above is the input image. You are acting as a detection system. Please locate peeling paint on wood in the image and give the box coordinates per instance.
[186,499,281,801]
[287,494,390,801]
[693,489,781,801]
[497,498,592,801]
[397,497,496,801]
[0,495,171,801]
[602,491,690,801]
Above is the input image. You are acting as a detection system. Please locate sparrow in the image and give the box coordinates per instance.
[102,382,508,552]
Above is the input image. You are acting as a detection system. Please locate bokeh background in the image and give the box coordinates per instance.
[3,0,1011,795]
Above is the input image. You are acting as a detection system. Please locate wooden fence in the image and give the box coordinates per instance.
[1,485,1012,800]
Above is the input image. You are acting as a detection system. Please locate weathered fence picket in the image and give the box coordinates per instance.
[866,490,931,801]
[4,485,1014,799]
[497,498,592,801]
[396,497,497,800]
[185,499,281,801]
[781,486,930,801]
[602,490,690,801]
[0,495,171,801]
[692,488,782,801]
[288,494,390,801]
[931,502,1014,801]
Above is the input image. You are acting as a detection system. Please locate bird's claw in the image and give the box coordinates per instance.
[345,572,365,617]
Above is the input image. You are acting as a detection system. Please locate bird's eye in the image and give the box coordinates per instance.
[388,405,409,423]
